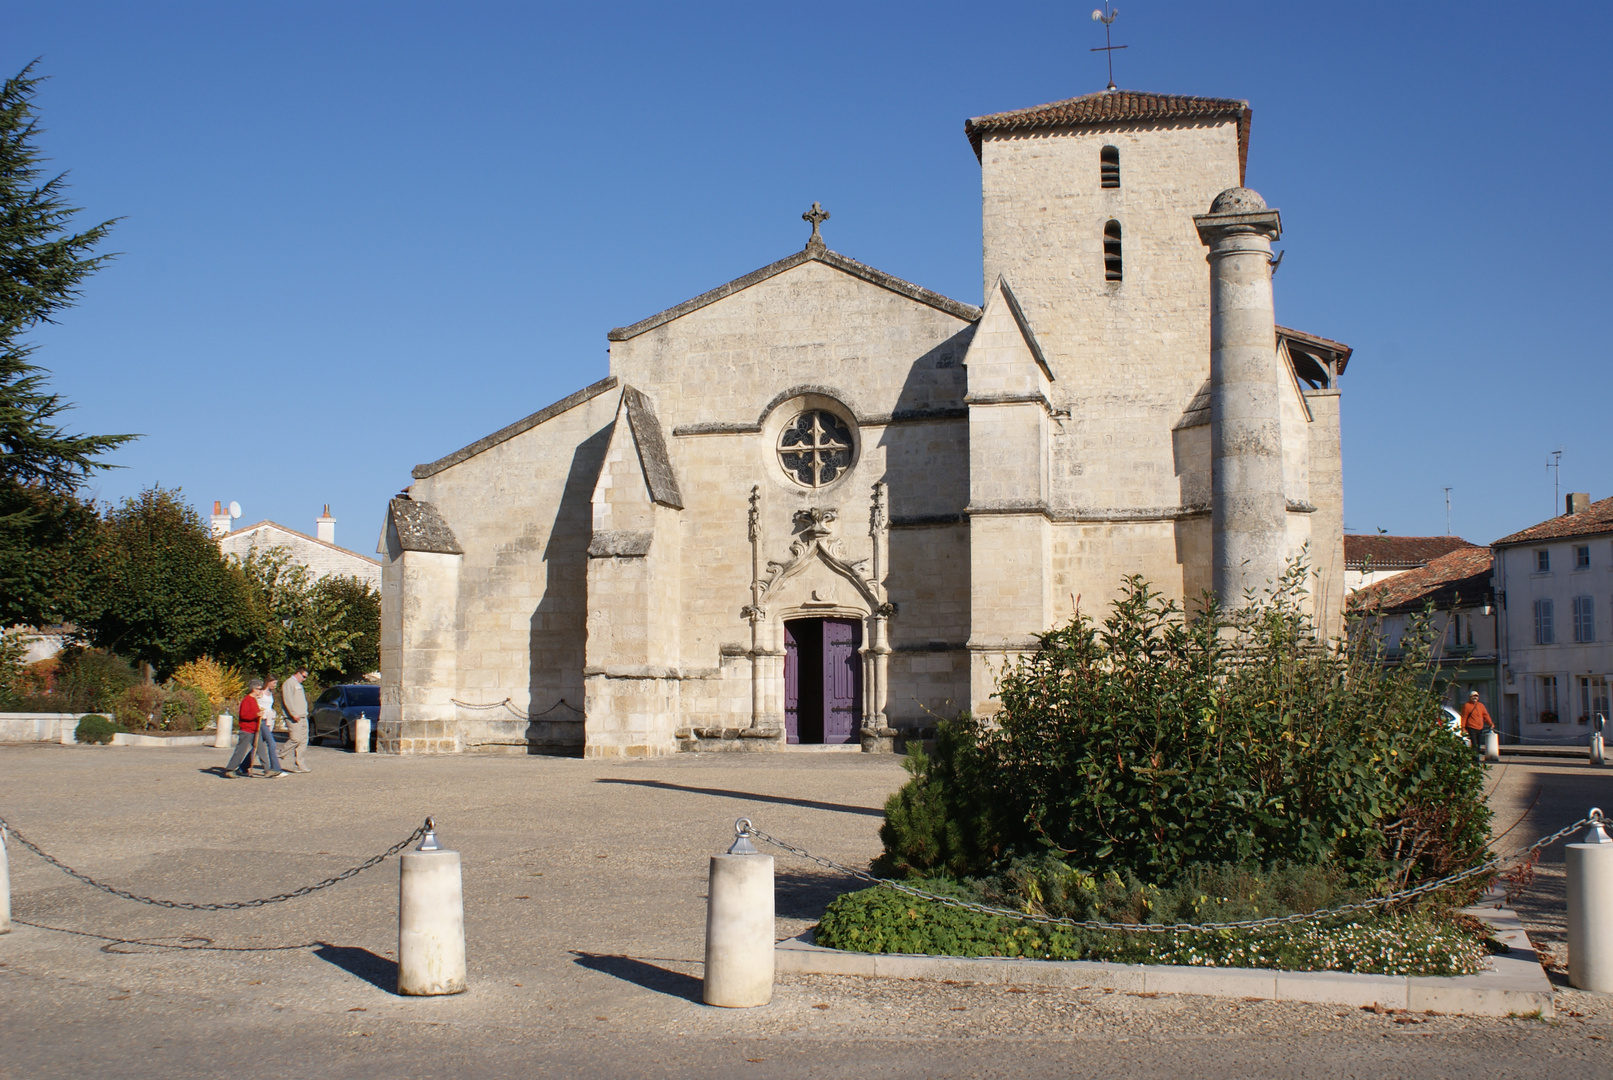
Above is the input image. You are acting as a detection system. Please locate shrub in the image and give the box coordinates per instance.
[113,684,163,730]
[876,563,1491,895]
[169,656,245,711]
[54,649,139,712]
[159,686,208,732]
[814,885,1490,977]
[74,714,123,744]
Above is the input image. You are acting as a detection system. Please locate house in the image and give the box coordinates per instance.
[1348,545,1498,723]
[1343,535,1479,593]
[1493,493,1613,743]
[215,504,381,589]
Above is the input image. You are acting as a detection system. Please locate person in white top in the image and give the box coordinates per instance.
[253,677,285,777]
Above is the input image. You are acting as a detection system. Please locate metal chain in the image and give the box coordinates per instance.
[0,815,427,911]
[739,809,1601,936]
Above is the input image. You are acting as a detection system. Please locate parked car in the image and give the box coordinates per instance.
[1441,705,1463,732]
[309,683,381,751]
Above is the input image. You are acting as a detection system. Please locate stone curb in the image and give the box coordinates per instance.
[775,906,1553,1018]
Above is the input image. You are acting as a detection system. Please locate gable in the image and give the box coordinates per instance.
[963,277,1054,401]
[607,247,979,342]
[608,254,979,431]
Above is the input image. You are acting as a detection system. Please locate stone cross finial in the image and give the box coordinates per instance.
[802,202,830,250]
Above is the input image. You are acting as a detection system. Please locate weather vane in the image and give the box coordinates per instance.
[1091,4,1126,91]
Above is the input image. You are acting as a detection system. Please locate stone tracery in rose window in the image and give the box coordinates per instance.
[778,410,854,488]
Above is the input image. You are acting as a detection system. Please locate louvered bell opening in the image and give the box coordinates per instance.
[1103,220,1122,282]
[1100,146,1120,189]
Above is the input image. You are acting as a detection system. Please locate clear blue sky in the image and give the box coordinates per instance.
[7,2,1610,552]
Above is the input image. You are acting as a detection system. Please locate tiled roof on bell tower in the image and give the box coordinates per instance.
[965,90,1251,182]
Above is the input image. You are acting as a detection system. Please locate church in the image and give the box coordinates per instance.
[378,89,1353,757]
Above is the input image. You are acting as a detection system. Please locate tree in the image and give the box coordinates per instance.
[311,573,381,680]
[0,62,134,628]
[0,479,100,626]
[85,487,264,677]
[0,61,132,489]
[228,548,379,680]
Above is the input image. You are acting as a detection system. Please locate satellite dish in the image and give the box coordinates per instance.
[228,501,241,519]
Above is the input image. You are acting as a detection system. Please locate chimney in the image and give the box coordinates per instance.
[316,504,336,544]
[210,500,233,538]
[1567,492,1591,515]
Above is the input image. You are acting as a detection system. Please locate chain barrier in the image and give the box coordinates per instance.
[0,813,428,911]
[737,809,1603,936]
[448,697,581,721]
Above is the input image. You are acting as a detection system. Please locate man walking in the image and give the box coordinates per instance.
[282,668,312,773]
[1460,690,1495,755]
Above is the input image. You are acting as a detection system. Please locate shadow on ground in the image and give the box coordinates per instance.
[571,952,704,1002]
[777,868,866,921]
[595,777,883,818]
[313,944,398,993]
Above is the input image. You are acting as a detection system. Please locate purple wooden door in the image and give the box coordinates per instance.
[823,618,862,744]
[784,622,801,744]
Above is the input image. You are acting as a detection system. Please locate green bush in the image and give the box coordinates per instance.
[159,686,208,732]
[877,564,1491,895]
[54,649,139,712]
[113,683,164,730]
[815,886,1490,977]
[74,714,123,744]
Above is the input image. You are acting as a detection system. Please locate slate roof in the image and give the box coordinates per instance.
[964,90,1252,182]
[1493,495,1613,546]
[1349,546,1494,614]
[607,246,980,342]
[387,498,462,555]
[1344,535,1479,572]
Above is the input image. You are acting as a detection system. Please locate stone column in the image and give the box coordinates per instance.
[1195,188,1284,607]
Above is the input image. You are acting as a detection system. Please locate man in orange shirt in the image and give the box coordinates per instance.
[1460,691,1494,753]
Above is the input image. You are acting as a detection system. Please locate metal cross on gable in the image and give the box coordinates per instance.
[1091,4,1127,91]
[802,202,830,248]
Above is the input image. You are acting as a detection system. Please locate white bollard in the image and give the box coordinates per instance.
[397,819,467,996]
[1591,732,1604,766]
[1568,809,1613,993]
[703,819,775,1008]
[213,713,233,749]
[1,826,11,934]
[1484,729,1500,762]
[354,714,371,754]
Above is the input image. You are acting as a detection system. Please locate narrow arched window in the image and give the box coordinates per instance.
[1103,220,1122,282]
[1100,145,1120,188]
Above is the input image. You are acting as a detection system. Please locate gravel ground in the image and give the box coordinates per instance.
[1,741,1610,1079]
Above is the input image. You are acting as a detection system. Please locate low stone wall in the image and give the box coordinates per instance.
[0,713,86,744]
[0,713,215,747]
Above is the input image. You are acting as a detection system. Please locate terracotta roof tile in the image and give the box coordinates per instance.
[1343,535,1479,571]
[965,90,1251,181]
[1350,547,1494,614]
[1492,495,1613,545]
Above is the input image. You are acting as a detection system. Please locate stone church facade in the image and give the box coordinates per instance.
[379,90,1353,757]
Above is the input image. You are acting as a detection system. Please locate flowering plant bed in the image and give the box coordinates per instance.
[815,886,1499,978]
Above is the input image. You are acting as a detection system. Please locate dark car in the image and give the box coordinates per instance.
[309,684,382,751]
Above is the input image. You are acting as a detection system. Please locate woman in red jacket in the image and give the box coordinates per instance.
[222,680,264,778]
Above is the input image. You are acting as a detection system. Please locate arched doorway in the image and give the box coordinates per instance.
[784,617,863,744]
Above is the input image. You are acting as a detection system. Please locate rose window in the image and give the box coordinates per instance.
[778,410,854,488]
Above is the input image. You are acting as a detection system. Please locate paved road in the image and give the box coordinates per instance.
[1,742,1610,1079]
